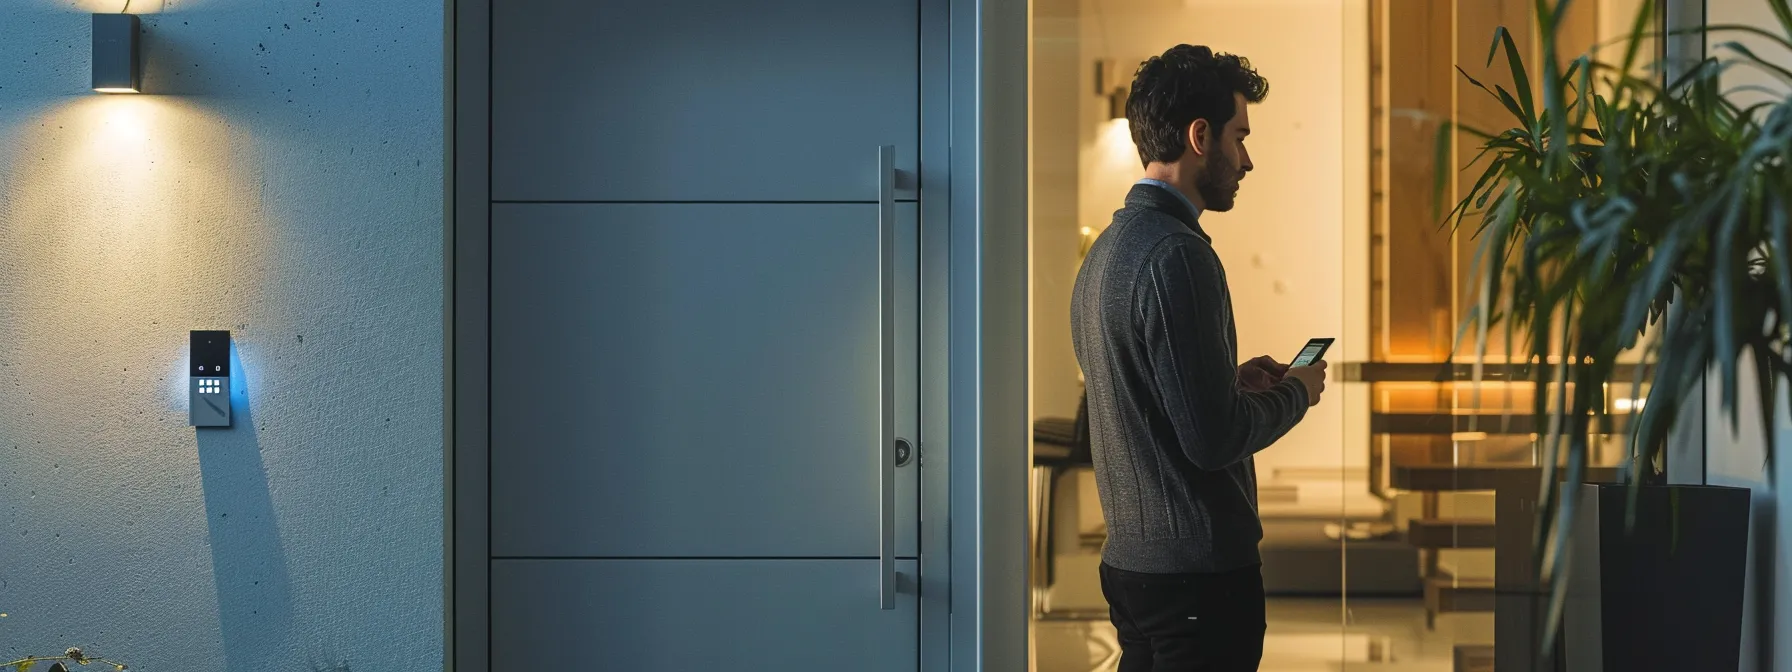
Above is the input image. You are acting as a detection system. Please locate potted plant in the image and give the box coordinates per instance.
[3,648,128,671]
[1439,0,1792,668]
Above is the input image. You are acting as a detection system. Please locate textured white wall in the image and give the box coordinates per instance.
[0,1,442,670]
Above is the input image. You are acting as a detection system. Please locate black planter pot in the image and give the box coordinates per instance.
[1563,483,1751,671]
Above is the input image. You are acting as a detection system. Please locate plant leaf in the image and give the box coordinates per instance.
[1769,0,1792,41]
[1496,27,1539,125]
[1495,85,1534,127]
[1716,41,1792,86]
[1713,184,1746,428]
[1753,338,1778,482]
[1432,120,1456,221]
[1619,0,1655,78]
[1770,196,1792,371]
[1457,65,1494,96]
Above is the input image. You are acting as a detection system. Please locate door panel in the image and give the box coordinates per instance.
[491,0,920,203]
[490,203,920,558]
[493,559,920,670]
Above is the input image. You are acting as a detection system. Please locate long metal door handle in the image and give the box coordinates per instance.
[878,145,898,611]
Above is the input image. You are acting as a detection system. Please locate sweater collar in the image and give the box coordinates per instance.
[1129,179,1211,243]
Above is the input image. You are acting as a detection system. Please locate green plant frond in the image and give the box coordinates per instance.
[1620,205,1700,331]
[1714,188,1756,425]
[1769,199,1792,345]
[1769,0,1792,40]
[1667,56,1727,95]
[1496,85,1538,130]
[1491,26,1540,124]
[1457,65,1496,97]
[1476,183,1523,240]
[1715,40,1792,85]
[1620,0,1656,75]
[1442,0,1792,650]
[1572,56,1597,127]
[1750,339,1780,482]
[1697,23,1792,54]
[1432,120,1455,222]
[1737,96,1786,123]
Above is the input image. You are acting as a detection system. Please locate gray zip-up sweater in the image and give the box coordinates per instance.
[1070,182,1310,574]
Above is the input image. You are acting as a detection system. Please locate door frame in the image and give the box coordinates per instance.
[1660,0,1707,488]
[444,0,1030,669]
[945,0,1029,669]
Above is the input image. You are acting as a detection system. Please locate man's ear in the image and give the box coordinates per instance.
[1186,119,1209,157]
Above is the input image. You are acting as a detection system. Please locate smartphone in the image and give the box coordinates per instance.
[1290,338,1335,368]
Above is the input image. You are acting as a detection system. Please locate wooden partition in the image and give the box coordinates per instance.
[1365,1,1614,654]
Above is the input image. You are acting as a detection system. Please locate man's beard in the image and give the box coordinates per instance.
[1196,153,1241,212]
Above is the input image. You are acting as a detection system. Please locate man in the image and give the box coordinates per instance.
[1069,45,1328,671]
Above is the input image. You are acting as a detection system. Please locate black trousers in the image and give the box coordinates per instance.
[1099,562,1268,672]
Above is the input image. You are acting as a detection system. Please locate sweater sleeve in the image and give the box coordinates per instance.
[1137,237,1309,471]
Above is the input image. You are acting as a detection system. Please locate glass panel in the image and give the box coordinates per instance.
[1356,1,1653,670]
[1026,0,1667,669]
[1025,1,1363,670]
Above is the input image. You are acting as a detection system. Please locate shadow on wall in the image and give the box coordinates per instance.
[0,93,294,668]
[1,0,443,667]
[193,345,298,671]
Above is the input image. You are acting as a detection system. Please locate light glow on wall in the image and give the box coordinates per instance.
[1096,118,1136,176]
[72,0,168,12]
[4,95,270,428]
[59,96,181,248]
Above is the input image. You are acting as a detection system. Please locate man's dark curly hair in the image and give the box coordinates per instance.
[1125,45,1269,168]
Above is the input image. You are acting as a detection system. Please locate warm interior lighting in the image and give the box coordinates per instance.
[1452,431,1489,442]
[1613,397,1646,412]
[1098,118,1135,174]
[93,87,139,94]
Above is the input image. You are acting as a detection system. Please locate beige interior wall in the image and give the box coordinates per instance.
[1033,0,1089,423]
[1066,0,1367,474]
[1030,2,1372,634]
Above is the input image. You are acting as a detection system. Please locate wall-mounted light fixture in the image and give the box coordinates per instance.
[1094,59,1129,120]
[92,13,142,94]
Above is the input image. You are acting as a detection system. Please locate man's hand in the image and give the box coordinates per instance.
[1284,360,1328,406]
[1237,355,1288,392]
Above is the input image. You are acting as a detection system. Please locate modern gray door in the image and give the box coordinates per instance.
[491,0,920,204]
[483,0,924,667]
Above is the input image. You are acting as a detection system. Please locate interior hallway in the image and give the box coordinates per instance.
[1037,599,1485,671]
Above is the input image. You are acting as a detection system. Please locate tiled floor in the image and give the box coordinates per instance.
[1034,597,1492,672]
